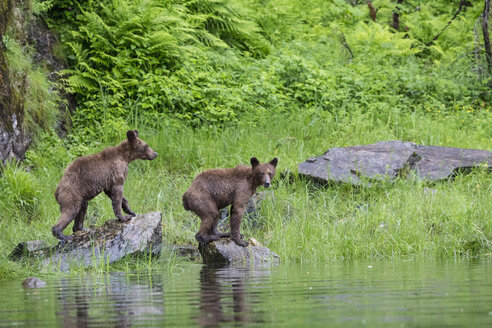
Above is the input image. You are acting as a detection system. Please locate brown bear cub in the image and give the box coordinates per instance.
[52,130,158,241]
[182,157,278,247]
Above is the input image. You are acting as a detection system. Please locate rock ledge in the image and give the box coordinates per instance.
[199,238,280,265]
[9,212,162,271]
[298,141,491,185]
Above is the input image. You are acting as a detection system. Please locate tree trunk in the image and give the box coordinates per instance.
[426,0,467,46]
[366,0,377,22]
[0,0,16,130]
[482,0,492,73]
[392,0,404,30]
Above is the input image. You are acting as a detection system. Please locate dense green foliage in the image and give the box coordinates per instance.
[44,0,491,134]
[0,0,491,278]
[49,0,271,130]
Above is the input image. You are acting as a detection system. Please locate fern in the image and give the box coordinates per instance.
[184,0,271,56]
[46,0,488,131]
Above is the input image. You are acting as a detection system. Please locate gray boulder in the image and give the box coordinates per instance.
[199,238,280,265]
[10,212,162,271]
[298,141,491,185]
[22,277,47,288]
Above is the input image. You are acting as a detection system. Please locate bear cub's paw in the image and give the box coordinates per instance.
[118,215,134,223]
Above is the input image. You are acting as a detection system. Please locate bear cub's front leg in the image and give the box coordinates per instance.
[230,205,248,247]
[109,185,134,222]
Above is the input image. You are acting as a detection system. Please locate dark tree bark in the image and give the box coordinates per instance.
[392,0,404,30]
[366,0,377,22]
[339,33,354,61]
[426,0,467,46]
[0,0,14,128]
[482,0,492,73]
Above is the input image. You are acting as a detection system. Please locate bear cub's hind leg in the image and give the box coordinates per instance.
[196,216,220,244]
[52,207,79,241]
[72,200,89,233]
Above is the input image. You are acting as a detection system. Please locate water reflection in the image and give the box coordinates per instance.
[197,264,271,327]
[1,259,490,327]
[54,274,164,327]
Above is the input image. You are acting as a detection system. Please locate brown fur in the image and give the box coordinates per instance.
[182,157,278,247]
[52,130,158,241]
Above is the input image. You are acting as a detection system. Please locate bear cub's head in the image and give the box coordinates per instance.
[250,157,278,188]
[126,130,158,160]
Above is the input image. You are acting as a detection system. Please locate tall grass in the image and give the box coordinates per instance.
[1,0,491,277]
[1,105,489,278]
[138,107,491,263]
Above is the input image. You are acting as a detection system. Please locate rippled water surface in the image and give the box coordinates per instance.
[1,258,491,327]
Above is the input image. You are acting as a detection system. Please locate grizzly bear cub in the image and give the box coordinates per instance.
[182,157,278,247]
[52,130,158,241]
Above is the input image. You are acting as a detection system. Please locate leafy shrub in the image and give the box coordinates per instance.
[49,0,270,130]
[47,0,490,134]
[0,163,41,220]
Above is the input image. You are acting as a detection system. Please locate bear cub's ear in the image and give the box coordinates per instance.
[250,157,260,168]
[127,130,138,142]
[270,157,278,167]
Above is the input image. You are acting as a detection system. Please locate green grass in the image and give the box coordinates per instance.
[1,0,490,280]
[0,105,490,278]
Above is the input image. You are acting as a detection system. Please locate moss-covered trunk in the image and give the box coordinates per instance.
[0,0,64,164]
[0,0,15,129]
[0,0,29,165]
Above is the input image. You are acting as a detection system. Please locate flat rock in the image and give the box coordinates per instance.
[298,141,492,185]
[10,212,162,272]
[165,245,201,260]
[9,240,50,260]
[198,238,280,265]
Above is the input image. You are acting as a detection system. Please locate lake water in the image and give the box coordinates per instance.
[1,258,491,327]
